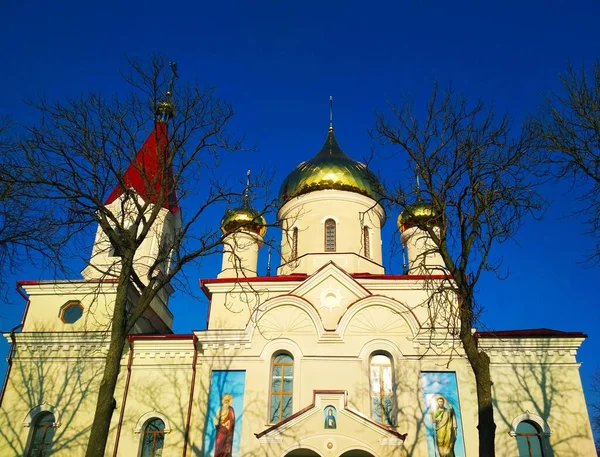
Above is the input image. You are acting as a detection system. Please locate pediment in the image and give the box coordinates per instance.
[291,262,371,330]
[256,391,406,451]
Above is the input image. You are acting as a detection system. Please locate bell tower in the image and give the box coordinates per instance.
[82,63,182,285]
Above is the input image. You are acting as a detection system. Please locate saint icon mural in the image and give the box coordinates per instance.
[324,406,337,429]
[430,395,457,457]
[204,371,246,457]
[214,394,235,457]
[421,372,465,457]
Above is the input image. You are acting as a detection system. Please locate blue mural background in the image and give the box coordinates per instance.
[420,372,466,457]
[203,370,246,457]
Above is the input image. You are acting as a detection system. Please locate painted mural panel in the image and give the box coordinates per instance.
[420,372,465,457]
[324,405,337,429]
[204,370,246,457]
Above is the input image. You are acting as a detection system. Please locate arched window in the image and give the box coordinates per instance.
[516,421,545,457]
[140,418,166,457]
[363,227,371,258]
[292,227,299,259]
[27,412,56,457]
[270,353,294,423]
[324,219,336,252]
[370,354,395,426]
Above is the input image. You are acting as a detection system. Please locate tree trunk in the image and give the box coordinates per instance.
[85,263,132,457]
[472,351,496,457]
[459,296,496,457]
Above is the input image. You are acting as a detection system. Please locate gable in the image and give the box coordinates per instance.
[291,263,371,330]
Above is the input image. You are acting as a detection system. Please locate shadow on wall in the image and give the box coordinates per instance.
[0,324,104,456]
[492,341,594,457]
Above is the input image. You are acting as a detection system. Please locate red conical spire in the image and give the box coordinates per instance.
[106,62,179,213]
[105,121,179,212]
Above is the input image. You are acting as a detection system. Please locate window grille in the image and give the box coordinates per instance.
[270,353,294,423]
[324,219,336,252]
[27,412,55,457]
[140,418,166,457]
[370,354,395,425]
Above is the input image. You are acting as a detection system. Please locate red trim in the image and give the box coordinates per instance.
[183,335,198,457]
[16,279,120,286]
[255,389,407,441]
[352,273,451,280]
[128,334,193,341]
[105,122,179,212]
[200,274,308,297]
[476,328,587,339]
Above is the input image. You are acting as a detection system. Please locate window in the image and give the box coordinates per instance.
[363,226,370,258]
[324,219,336,252]
[270,353,293,423]
[59,301,83,324]
[292,227,299,259]
[140,418,166,457]
[516,421,545,457]
[27,412,56,457]
[370,354,395,426]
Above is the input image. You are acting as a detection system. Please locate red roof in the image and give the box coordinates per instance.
[476,328,587,339]
[105,122,179,212]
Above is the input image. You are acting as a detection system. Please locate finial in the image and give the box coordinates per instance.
[243,170,251,207]
[167,62,179,98]
[329,95,334,131]
[156,61,179,122]
[415,165,422,200]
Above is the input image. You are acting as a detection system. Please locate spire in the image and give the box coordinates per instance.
[156,62,178,123]
[329,95,334,131]
[104,124,179,212]
[243,170,251,208]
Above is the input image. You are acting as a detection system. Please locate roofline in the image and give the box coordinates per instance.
[127,334,194,341]
[352,273,452,280]
[255,389,407,440]
[200,274,309,297]
[200,271,452,297]
[476,329,587,339]
[17,279,120,286]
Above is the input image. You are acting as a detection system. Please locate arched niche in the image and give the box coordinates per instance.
[285,449,322,457]
[338,450,376,457]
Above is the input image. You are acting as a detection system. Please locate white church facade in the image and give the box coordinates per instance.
[0,117,596,457]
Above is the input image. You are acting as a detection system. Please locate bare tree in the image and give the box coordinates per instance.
[7,56,273,457]
[530,62,600,259]
[0,116,72,300]
[375,85,543,457]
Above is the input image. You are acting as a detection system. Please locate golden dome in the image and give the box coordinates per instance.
[221,206,267,237]
[279,129,383,204]
[398,200,440,231]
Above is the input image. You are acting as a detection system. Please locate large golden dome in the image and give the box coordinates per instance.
[279,128,383,204]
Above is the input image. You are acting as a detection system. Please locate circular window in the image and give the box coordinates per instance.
[59,301,83,324]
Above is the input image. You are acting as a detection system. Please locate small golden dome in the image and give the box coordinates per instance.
[221,206,267,237]
[279,129,383,204]
[398,200,440,231]
[156,100,175,121]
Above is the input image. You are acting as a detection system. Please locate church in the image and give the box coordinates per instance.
[0,99,596,457]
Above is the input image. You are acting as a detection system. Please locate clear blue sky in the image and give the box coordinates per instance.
[1,0,599,420]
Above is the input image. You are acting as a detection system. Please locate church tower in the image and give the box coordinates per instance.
[81,98,182,285]
[278,125,386,275]
[398,200,446,274]
[218,171,267,278]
